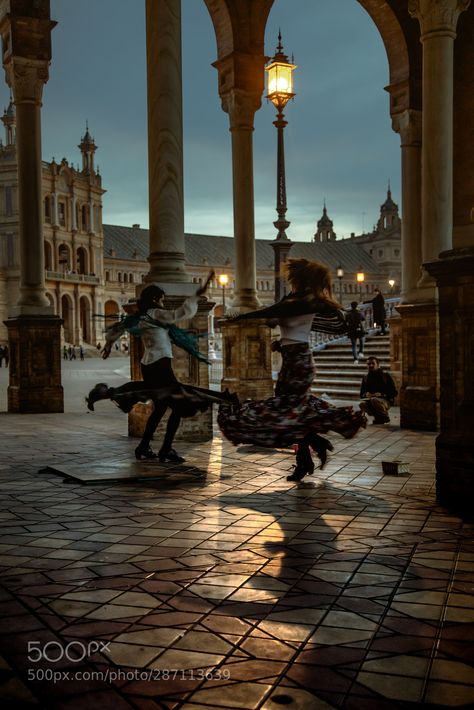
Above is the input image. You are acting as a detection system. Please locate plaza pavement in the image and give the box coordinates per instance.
[0,359,473,709]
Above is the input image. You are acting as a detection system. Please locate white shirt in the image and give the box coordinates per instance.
[279,313,314,345]
[107,296,199,365]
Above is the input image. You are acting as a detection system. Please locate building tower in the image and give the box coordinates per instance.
[78,121,97,174]
[1,97,15,146]
[314,201,336,242]
[377,181,401,233]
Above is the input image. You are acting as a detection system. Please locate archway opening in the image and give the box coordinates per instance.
[61,294,73,343]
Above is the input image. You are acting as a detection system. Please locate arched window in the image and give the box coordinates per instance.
[76,246,88,274]
[118,272,122,282]
[105,271,110,282]
[44,240,53,270]
[129,273,134,283]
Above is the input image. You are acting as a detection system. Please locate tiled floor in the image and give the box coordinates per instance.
[0,393,473,708]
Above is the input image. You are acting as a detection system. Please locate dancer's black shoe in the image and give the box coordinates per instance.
[310,435,334,470]
[158,448,186,463]
[287,460,315,482]
[135,446,158,461]
[86,383,110,411]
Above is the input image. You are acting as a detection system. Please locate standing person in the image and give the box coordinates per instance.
[63,345,68,360]
[86,272,236,462]
[346,301,365,364]
[79,345,85,361]
[365,288,387,335]
[359,356,397,424]
[218,259,366,482]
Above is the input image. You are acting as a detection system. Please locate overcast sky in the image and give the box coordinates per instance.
[1,0,401,242]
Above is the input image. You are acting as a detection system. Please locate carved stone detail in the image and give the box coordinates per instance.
[221,89,261,131]
[392,109,422,146]
[408,0,471,36]
[5,59,49,104]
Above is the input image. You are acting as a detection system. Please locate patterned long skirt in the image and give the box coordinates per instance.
[217,343,366,448]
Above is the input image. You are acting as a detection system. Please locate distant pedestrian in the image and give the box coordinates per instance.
[79,345,85,361]
[346,301,365,365]
[96,342,101,351]
[63,345,68,360]
[364,288,387,335]
[68,345,76,360]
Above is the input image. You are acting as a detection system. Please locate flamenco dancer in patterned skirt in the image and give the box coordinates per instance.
[86,272,238,462]
[217,259,366,482]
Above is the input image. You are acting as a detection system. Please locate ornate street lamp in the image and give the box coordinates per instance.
[336,264,344,302]
[356,268,365,302]
[388,278,395,294]
[218,273,229,314]
[266,31,297,302]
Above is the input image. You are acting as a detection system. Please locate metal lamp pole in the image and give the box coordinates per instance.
[266,32,297,302]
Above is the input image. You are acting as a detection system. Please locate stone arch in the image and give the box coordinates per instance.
[58,243,71,272]
[61,293,74,343]
[79,294,92,344]
[45,291,56,312]
[203,0,421,113]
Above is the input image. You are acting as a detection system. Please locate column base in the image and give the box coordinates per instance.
[221,319,273,401]
[396,302,439,431]
[436,433,474,517]
[5,315,64,413]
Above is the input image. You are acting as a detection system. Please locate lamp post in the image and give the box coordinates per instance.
[219,273,229,314]
[336,264,344,303]
[388,278,395,295]
[266,31,297,302]
[356,268,365,302]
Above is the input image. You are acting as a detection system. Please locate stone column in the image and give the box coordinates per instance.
[145,0,187,283]
[409,0,470,295]
[51,192,59,228]
[0,1,63,413]
[425,248,474,516]
[71,195,77,231]
[221,89,261,313]
[391,109,422,303]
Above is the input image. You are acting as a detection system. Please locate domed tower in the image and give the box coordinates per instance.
[377,182,401,232]
[1,97,16,146]
[314,201,336,242]
[78,121,97,174]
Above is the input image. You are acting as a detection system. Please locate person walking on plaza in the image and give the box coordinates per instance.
[364,288,387,334]
[346,301,365,364]
[63,345,68,360]
[359,356,397,424]
[218,259,366,482]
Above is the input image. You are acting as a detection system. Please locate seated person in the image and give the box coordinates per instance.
[359,356,397,424]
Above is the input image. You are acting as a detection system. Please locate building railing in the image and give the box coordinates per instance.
[46,271,100,284]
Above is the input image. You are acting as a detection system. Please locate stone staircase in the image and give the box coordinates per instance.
[312,333,391,400]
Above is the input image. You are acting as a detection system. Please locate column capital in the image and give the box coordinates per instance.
[408,0,471,38]
[221,88,261,131]
[5,57,49,104]
[392,109,422,146]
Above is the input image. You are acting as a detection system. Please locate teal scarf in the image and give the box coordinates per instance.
[121,313,210,364]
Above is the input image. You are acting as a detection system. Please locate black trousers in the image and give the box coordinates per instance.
[139,358,181,453]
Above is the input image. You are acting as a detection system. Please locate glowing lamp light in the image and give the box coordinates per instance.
[356,270,365,283]
[265,32,297,111]
[218,274,229,287]
[388,278,395,289]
